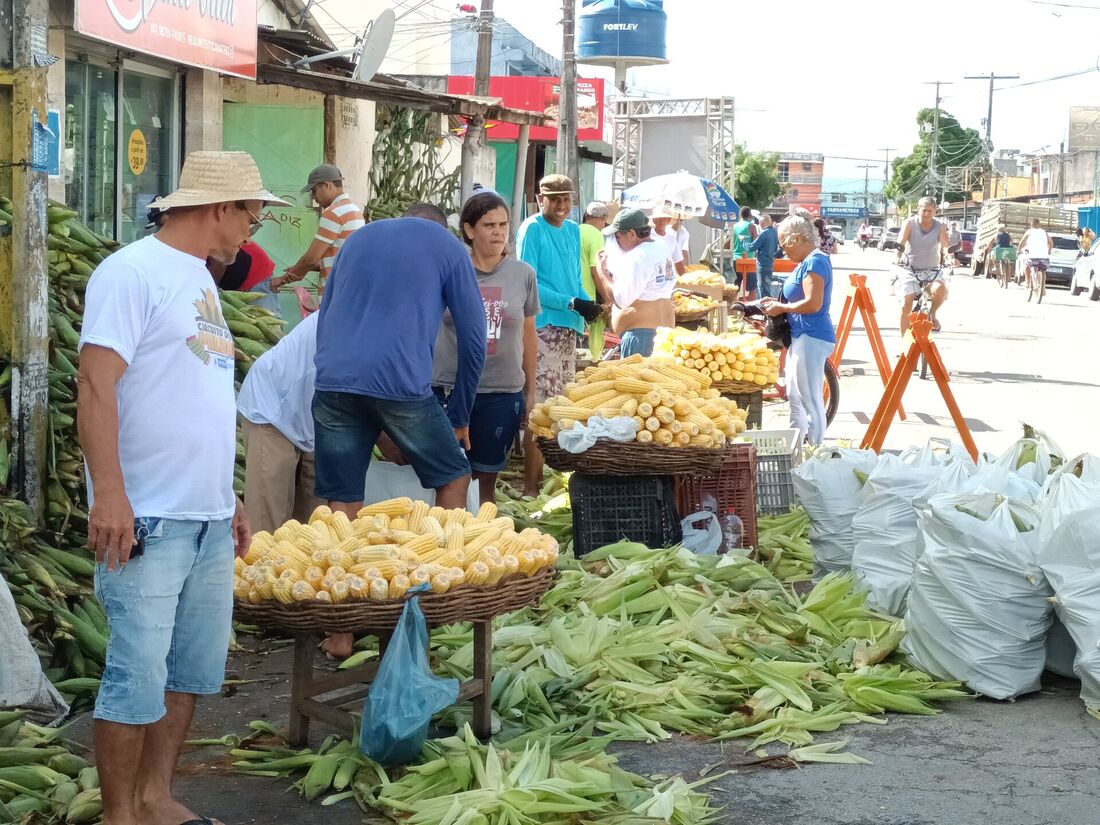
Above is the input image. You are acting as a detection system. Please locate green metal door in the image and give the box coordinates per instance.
[222,103,323,322]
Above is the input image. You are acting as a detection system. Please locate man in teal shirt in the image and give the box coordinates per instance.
[515,174,600,495]
[579,201,609,359]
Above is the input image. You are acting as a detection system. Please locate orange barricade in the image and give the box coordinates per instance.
[830,273,904,420]
[860,313,979,461]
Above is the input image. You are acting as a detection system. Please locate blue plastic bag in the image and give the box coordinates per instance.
[359,586,459,765]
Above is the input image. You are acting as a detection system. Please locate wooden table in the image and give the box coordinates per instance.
[287,619,493,747]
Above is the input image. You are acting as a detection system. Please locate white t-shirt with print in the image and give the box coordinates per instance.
[602,237,677,308]
[79,235,238,520]
[656,227,684,265]
[674,225,690,260]
[237,312,317,452]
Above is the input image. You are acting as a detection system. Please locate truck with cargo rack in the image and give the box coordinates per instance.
[971,201,1077,277]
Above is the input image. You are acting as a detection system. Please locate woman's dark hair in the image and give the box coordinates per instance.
[459,192,509,246]
[739,205,753,220]
[813,217,828,237]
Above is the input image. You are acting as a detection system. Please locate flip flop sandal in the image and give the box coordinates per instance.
[179,817,220,825]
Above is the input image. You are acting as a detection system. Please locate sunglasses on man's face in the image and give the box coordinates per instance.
[240,205,263,236]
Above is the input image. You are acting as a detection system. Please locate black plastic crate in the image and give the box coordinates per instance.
[569,473,682,557]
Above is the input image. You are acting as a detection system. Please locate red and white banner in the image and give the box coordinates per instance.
[75,0,258,79]
[448,76,605,142]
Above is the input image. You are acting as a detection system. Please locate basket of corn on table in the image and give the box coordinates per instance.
[528,354,748,475]
[654,327,780,394]
[233,499,557,632]
[672,291,720,321]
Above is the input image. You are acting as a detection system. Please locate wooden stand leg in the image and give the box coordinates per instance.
[289,633,319,747]
[472,621,493,740]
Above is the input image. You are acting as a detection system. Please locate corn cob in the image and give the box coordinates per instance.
[420,516,446,545]
[390,529,422,544]
[636,401,653,417]
[388,574,411,600]
[430,573,452,594]
[636,429,654,443]
[654,428,674,446]
[476,501,497,522]
[346,575,369,599]
[620,398,639,417]
[291,581,318,601]
[402,533,441,560]
[368,577,389,600]
[564,379,616,401]
[314,589,332,603]
[390,517,409,531]
[676,431,692,446]
[358,497,414,518]
[330,581,350,603]
[233,578,251,601]
[612,377,653,396]
[272,520,302,544]
[409,566,431,587]
[308,505,333,524]
[546,403,597,423]
[645,417,661,432]
[426,505,447,523]
[501,555,520,577]
[464,560,490,585]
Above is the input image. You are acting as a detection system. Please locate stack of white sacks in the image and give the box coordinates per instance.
[792,437,1100,712]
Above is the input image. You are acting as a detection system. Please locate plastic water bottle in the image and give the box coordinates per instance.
[719,508,744,555]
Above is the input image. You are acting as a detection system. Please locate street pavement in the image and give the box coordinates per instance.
[761,245,1100,457]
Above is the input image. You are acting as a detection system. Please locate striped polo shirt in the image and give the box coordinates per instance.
[315,193,365,280]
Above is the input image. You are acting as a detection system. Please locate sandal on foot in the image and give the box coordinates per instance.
[179,818,220,825]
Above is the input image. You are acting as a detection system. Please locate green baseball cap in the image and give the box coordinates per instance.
[604,207,651,236]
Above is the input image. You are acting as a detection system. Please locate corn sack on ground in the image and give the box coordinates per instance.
[654,327,780,388]
[527,354,748,447]
[235,500,559,604]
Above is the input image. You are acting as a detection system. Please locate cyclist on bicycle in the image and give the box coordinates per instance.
[895,196,950,335]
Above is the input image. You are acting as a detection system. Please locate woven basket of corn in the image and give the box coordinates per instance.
[536,437,727,476]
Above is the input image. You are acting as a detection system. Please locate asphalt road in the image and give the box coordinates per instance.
[761,245,1100,457]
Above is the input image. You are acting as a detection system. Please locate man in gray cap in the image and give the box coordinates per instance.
[273,163,365,293]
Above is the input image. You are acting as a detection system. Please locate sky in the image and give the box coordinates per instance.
[313,0,1100,185]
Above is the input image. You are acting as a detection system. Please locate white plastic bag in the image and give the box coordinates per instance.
[851,442,974,616]
[962,437,1056,503]
[363,460,479,513]
[791,447,878,579]
[558,416,639,454]
[1036,458,1100,711]
[903,492,1050,699]
[680,511,722,556]
[0,574,68,718]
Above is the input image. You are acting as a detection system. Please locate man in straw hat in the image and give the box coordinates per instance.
[77,150,286,825]
[515,173,601,496]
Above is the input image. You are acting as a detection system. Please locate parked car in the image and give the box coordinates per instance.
[1071,239,1100,299]
[870,226,884,242]
[955,230,976,265]
[878,226,902,250]
[826,224,844,246]
[1046,234,1081,288]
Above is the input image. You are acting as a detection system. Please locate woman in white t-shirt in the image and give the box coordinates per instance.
[1018,218,1053,304]
[592,208,676,357]
[671,218,691,266]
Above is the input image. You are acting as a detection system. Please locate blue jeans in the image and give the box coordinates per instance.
[787,334,835,446]
[620,328,656,358]
[94,518,233,724]
[312,390,471,500]
[757,262,776,298]
[434,389,525,474]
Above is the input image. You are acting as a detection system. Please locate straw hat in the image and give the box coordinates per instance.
[149,151,288,210]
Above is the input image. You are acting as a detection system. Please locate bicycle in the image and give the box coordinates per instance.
[896,263,942,380]
[728,301,840,427]
[1025,258,1048,304]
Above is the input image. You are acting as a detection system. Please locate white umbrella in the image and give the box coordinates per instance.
[620,170,741,225]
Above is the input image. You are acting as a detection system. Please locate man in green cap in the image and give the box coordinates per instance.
[273,163,365,294]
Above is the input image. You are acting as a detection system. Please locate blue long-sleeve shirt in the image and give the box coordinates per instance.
[516,214,585,333]
[748,225,780,266]
[314,218,486,428]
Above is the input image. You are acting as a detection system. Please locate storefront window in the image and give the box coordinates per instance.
[64,56,178,243]
[64,60,117,238]
[119,69,177,244]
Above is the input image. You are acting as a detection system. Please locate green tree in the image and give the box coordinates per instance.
[886,108,985,207]
[727,145,785,211]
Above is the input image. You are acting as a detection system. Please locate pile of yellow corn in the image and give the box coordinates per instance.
[653,327,780,387]
[677,267,724,287]
[234,499,558,604]
[527,354,747,447]
[672,292,719,315]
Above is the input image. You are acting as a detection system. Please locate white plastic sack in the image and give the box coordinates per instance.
[363,460,479,513]
[791,447,878,579]
[0,574,68,718]
[1037,463,1100,711]
[851,442,975,616]
[557,416,639,454]
[1045,617,1078,679]
[962,437,1056,503]
[680,511,722,556]
[903,492,1050,699]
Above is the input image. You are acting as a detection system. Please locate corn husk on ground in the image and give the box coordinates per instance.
[527,354,747,447]
[235,499,558,604]
[653,327,780,388]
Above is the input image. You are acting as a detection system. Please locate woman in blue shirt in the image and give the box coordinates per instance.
[762,215,836,445]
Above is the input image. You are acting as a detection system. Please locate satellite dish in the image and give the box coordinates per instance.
[355,8,395,82]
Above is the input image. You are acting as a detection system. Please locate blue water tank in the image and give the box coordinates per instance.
[577,0,668,66]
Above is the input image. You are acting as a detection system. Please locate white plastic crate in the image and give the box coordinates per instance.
[739,429,800,458]
[739,429,801,514]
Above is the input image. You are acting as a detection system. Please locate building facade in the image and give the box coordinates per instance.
[766,152,824,217]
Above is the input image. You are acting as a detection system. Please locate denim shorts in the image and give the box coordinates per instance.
[619,329,656,358]
[313,390,471,500]
[434,389,524,474]
[93,517,233,725]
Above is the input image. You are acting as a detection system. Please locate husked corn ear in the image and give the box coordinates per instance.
[491,516,515,532]
[390,517,409,531]
[484,559,506,585]
[308,505,333,524]
[329,511,354,541]
[233,578,251,601]
[402,534,440,559]
[346,575,369,599]
[465,561,490,585]
[388,574,411,600]
[501,555,520,576]
[327,549,354,570]
[476,501,497,521]
[620,398,639,417]
[410,566,431,587]
[444,508,472,526]
[272,520,302,544]
[314,589,332,603]
[430,573,452,594]
[612,377,653,396]
[358,497,414,518]
[637,401,654,417]
[636,429,654,443]
[564,379,616,401]
[444,523,465,555]
[420,516,446,544]
[330,580,350,603]
[676,431,691,446]
[369,577,389,600]
[654,428,674,446]
[407,500,430,533]
[463,525,503,557]
[498,534,527,555]
[291,581,318,601]
[427,505,447,523]
[645,417,661,432]
[655,405,676,424]
[547,403,596,422]
[350,561,406,579]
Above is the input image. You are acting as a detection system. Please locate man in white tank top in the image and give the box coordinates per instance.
[895,196,951,335]
[1017,217,1053,303]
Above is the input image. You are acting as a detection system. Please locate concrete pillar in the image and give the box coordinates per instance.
[184,69,223,154]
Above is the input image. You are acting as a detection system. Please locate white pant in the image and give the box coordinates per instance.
[787,334,834,446]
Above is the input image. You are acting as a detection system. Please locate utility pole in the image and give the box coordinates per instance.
[1058,141,1067,204]
[556,0,579,192]
[460,0,494,203]
[924,81,952,203]
[965,72,1019,201]
[878,147,895,223]
[857,164,877,223]
[7,0,51,520]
